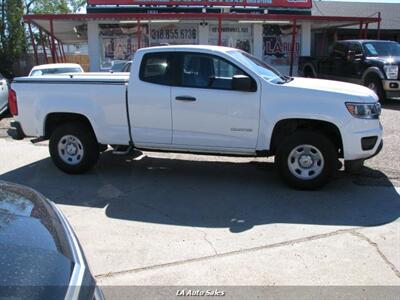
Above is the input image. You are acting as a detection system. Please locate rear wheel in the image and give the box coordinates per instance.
[303,67,315,78]
[275,131,337,190]
[365,76,385,104]
[49,122,99,174]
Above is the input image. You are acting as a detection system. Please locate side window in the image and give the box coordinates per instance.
[181,53,245,90]
[139,53,173,85]
[349,43,363,55]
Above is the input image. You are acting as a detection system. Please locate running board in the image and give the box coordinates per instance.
[112,145,134,156]
[31,137,46,144]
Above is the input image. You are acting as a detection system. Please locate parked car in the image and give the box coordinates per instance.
[29,63,84,76]
[110,60,129,72]
[10,45,383,189]
[0,181,104,300]
[120,61,132,73]
[0,72,8,114]
[299,40,400,103]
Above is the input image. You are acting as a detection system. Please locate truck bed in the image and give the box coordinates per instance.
[12,73,131,145]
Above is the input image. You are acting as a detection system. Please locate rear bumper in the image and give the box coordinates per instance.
[10,121,26,140]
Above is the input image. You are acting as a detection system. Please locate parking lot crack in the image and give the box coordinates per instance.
[95,228,356,279]
[350,231,400,279]
[195,228,218,255]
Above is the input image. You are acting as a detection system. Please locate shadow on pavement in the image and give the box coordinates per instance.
[382,99,400,111]
[1,151,399,233]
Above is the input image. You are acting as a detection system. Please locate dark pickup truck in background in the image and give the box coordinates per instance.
[298,40,400,103]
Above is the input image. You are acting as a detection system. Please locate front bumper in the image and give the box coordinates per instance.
[341,118,383,161]
[383,80,400,99]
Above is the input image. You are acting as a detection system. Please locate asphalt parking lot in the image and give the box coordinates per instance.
[0,103,399,298]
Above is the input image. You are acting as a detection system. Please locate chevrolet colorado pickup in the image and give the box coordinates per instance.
[299,40,400,103]
[9,45,383,189]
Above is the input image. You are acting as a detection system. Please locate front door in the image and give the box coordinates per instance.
[171,52,260,152]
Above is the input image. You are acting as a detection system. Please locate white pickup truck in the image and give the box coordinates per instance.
[9,45,383,189]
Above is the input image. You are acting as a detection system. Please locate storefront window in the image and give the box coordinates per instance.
[100,24,149,70]
[209,24,253,53]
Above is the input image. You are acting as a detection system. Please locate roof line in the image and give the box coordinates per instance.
[23,12,380,23]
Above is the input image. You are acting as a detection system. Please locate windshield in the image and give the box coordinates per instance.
[30,67,83,76]
[227,50,286,83]
[363,42,400,57]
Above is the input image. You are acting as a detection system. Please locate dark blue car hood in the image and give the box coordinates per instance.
[0,182,74,299]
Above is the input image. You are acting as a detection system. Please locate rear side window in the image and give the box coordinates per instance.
[139,53,174,85]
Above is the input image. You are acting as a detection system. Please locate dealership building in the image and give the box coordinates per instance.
[24,0,398,75]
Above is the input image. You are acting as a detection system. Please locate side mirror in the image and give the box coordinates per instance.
[232,75,253,92]
[347,50,356,62]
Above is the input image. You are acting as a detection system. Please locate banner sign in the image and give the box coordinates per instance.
[209,25,252,53]
[88,0,311,8]
[263,24,301,66]
[150,24,198,46]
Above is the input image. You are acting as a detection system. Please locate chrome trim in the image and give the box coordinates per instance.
[50,201,86,300]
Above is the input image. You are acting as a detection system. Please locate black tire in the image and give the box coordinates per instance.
[364,76,386,104]
[303,67,315,78]
[275,131,337,190]
[49,122,99,174]
[344,159,364,175]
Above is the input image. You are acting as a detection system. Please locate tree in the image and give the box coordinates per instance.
[0,0,25,75]
[24,0,86,14]
[0,0,86,75]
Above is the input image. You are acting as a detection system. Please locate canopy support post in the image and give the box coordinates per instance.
[289,19,297,77]
[28,22,39,65]
[218,16,222,46]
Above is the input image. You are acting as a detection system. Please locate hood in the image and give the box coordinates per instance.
[367,56,400,65]
[0,181,73,297]
[283,77,378,102]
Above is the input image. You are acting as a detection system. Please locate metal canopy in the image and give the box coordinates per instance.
[23,12,381,74]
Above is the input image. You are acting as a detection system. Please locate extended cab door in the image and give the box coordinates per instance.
[128,52,174,145]
[170,52,260,152]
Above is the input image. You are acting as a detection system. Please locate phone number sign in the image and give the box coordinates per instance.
[150,24,198,45]
[88,0,311,8]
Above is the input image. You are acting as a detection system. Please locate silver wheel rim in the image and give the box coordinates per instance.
[287,144,325,180]
[58,135,84,165]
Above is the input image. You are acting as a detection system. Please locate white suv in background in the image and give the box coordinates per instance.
[29,63,84,76]
[0,73,8,114]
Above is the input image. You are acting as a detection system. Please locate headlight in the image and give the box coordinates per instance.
[384,65,398,80]
[345,102,381,119]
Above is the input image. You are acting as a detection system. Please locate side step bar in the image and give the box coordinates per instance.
[112,145,134,156]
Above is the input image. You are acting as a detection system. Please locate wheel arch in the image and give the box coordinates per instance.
[269,118,343,157]
[302,63,317,78]
[44,112,97,140]
[362,67,385,84]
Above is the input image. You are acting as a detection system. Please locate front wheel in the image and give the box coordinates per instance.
[365,77,386,104]
[275,131,337,190]
[49,122,99,174]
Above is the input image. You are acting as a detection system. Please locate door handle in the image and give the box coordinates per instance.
[175,96,196,102]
